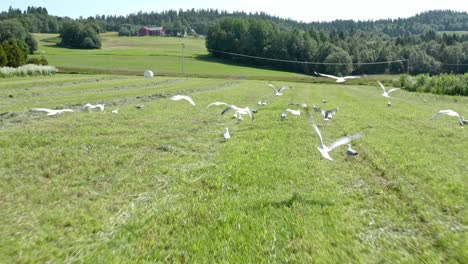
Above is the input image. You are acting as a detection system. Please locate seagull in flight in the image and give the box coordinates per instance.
[431,110,467,127]
[314,72,361,83]
[170,95,196,106]
[378,81,401,98]
[31,108,75,116]
[221,105,254,121]
[223,128,230,140]
[317,108,338,121]
[83,103,105,112]
[312,124,362,161]
[267,82,290,96]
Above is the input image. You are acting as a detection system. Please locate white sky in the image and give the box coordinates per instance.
[1,0,467,22]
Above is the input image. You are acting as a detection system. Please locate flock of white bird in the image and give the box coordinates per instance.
[28,71,465,162]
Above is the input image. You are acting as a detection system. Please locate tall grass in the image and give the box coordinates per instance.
[0,64,58,78]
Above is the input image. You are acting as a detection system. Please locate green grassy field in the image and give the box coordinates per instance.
[32,33,313,80]
[0,73,466,262]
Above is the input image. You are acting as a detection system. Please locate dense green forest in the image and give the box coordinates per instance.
[205,16,468,75]
[0,6,467,75]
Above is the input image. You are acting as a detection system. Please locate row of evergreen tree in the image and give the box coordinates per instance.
[206,17,468,75]
[2,6,466,37]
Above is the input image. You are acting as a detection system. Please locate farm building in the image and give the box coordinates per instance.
[138,26,166,36]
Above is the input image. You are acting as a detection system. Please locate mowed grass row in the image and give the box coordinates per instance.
[0,75,466,262]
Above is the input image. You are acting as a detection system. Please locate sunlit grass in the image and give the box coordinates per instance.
[0,75,466,262]
[32,33,309,79]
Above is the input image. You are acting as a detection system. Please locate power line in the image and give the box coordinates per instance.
[207,49,407,65]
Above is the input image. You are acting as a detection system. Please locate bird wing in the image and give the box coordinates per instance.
[328,133,362,152]
[246,108,253,120]
[312,124,325,148]
[221,106,234,115]
[57,109,75,113]
[278,86,289,93]
[317,73,339,80]
[170,95,196,106]
[182,96,196,106]
[377,81,386,92]
[431,110,459,119]
[206,102,228,108]
[343,75,360,80]
[267,83,279,93]
[387,88,401,94]
[31,108,53,113]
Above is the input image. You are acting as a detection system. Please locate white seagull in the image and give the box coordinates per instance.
[346,144,358,156]
[134,105,144,109]
[431,110,466,127]
[223,128,231,140]
[312,124,362,161]
[31,108,75,116]
[258,99,267,106]
[285,108,301,116]
[314,72,361,83]
[221,105,254,121]
[378,81,401,98]
[387,101,392,107]
[111,109,119,114]
[83,103,105,112]
[267,82,290,96]
[170,95,196,106]
[320,108,338,121]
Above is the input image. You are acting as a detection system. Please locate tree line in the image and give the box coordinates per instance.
[1,6,467,75]
[205,16,468,75]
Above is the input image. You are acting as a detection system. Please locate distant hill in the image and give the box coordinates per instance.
[1,7,467,36]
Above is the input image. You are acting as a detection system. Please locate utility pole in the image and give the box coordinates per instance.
[181,43,185,75]
[407,58,410,75]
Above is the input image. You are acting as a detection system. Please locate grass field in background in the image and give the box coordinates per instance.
[32,33,312,79]
[0,74,466,262]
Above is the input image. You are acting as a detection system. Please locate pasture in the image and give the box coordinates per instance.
[0,73,466,262]
[33,33,310,79]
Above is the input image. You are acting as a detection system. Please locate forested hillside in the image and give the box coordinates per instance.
[1,7,466,36]
[1,6,467,75]
[206,16,468,75]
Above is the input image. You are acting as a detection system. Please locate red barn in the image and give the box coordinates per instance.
[138,26,166,36]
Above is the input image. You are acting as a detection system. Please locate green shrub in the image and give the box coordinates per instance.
[0,45,7,67]
[2,39,26,67]
[400,73,467,96]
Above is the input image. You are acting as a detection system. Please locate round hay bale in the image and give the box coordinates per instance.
[144,70,154,78]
